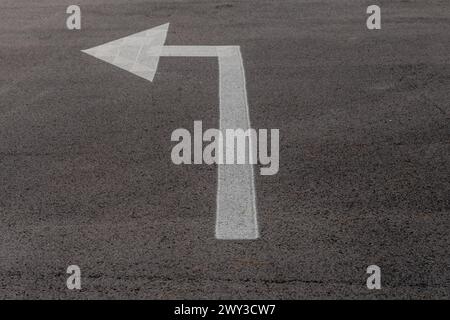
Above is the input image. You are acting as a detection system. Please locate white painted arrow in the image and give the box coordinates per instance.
[82,23,258,240]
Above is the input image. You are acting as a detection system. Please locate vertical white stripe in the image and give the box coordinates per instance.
[215,46,258,240]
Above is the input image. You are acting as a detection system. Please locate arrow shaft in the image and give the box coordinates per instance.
[159,46,220,57]
[157,45,258,239]
[215,46,258,239]
[147,45,243,58]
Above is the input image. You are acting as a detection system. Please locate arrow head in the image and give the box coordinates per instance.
[81,23,169,82]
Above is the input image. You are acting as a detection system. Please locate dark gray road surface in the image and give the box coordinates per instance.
[0,0,449,299]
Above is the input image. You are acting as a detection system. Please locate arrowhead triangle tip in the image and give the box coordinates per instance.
[81,23,170,82]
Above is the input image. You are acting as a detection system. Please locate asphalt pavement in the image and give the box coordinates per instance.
[0,0,449,299]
